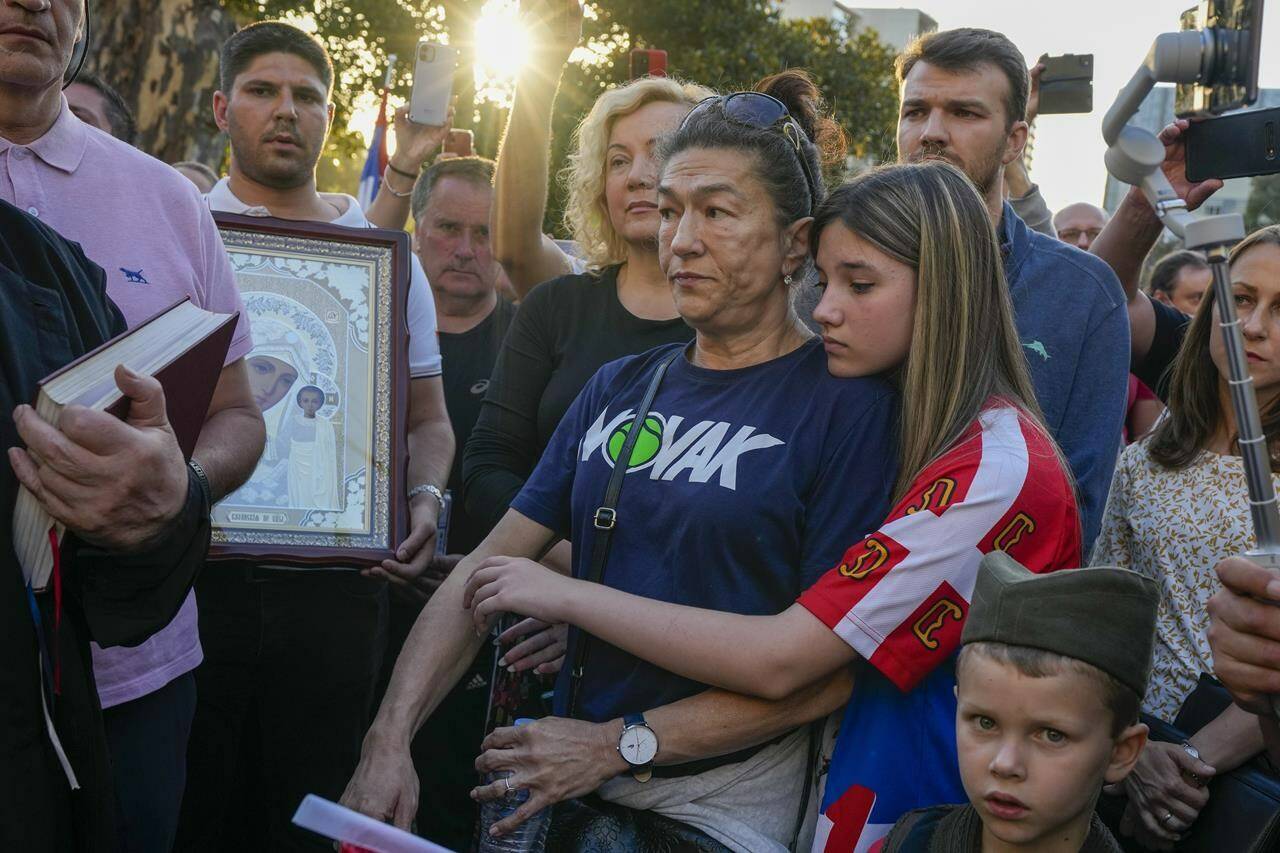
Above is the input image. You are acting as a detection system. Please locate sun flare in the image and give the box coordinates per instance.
[472,0,532,87]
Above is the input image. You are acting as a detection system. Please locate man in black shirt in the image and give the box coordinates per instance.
[379,155,516,849]
[0,200,212,851]
[410,156,516,558]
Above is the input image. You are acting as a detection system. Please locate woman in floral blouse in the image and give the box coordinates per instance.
[1093,225,1280,848]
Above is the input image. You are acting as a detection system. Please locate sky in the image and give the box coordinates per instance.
[919,0,1280,212]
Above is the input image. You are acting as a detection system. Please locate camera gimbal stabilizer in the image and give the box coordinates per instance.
[1103,23,1280,714]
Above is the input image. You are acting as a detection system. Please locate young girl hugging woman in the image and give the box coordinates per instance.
[464,160,1083,850]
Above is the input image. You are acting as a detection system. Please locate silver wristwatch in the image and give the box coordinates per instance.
[618,713,658,783]
[407,483,446,513]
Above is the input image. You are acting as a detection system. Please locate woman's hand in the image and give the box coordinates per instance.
[463,556,571,633]
[498,617,568,675]
[1117,741,1216,847]
[471,716,627,839]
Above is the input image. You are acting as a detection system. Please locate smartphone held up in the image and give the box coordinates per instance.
[1173,0,1275,183]
[629,48,667,80]
[1186,106,1280,182]
[410,40,456,127]
[1037,53,1093,115]
[444,129,474,159]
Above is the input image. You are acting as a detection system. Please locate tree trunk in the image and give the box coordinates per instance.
[90,0,242,167]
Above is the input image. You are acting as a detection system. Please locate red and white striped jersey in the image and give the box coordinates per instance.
[799,403,1082,853]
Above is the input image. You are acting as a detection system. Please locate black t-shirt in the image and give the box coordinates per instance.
[462,265,694,534]
[1134,296,1191,402]
[438,297,517,554]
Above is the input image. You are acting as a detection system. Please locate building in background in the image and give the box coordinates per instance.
[846,7,938,50]
[781,3,937,52]
[1102,84,1280,218]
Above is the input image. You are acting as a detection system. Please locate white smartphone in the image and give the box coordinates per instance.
[409,41,456,126]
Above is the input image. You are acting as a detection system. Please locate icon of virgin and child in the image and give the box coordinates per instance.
[226,292,344,512]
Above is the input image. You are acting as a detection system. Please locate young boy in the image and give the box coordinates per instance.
[877,552,1158,853]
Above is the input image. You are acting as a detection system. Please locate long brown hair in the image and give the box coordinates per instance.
[812,161,1062,503]
[1148,225,1280,471]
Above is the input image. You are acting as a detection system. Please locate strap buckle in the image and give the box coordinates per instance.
[593,507,617,530]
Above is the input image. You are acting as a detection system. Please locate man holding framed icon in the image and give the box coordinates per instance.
[177,22,454,852]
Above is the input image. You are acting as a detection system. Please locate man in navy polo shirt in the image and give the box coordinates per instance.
[894,28,1129,552]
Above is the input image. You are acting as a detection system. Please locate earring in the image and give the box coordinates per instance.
[783,273,794,286]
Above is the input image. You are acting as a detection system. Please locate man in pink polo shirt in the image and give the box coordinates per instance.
[0,0,266,849]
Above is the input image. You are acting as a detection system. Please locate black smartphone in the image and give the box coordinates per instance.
[1186,105,1280,181]
[1037,54,1093,115]
[1175,0,1264,117]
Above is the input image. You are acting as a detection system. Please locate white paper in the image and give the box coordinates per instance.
[291,794,454,852]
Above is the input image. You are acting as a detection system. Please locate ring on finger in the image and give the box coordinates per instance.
[1163,811,1179,829]
[503,776,513,793]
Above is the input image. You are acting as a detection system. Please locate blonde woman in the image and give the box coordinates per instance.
[461,162,1083,850]
[461,72,713,544]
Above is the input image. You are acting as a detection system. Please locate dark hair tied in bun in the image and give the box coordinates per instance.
[658,67,843,229]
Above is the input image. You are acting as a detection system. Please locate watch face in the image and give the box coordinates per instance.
[619,724,658,766]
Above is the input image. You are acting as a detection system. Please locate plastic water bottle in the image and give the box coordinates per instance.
[477,718,550,852]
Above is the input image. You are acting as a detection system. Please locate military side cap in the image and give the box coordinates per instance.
[961,552,1159,697]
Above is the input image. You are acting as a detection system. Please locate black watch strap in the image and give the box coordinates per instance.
[188,458,212,507]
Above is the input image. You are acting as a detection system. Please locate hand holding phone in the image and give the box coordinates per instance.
[390,103,454,173]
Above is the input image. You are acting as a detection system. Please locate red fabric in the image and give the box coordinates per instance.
[374,88,389,173]
[798,404,1081,693]
[1123,374,1161,444]
[821,784,877,853]
[49,526,62,695]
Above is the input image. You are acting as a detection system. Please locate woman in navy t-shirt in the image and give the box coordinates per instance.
[344,73,895,850]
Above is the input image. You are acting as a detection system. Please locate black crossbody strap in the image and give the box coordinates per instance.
[567,347,681,717]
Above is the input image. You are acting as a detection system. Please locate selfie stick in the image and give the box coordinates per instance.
[1103,27,1280,715]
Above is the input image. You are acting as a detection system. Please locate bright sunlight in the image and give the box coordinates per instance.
[472,0,533,86]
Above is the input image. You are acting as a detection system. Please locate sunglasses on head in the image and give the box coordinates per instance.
[681,92,818,216]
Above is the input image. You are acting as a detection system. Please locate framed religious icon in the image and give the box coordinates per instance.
[208,213,409,567]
